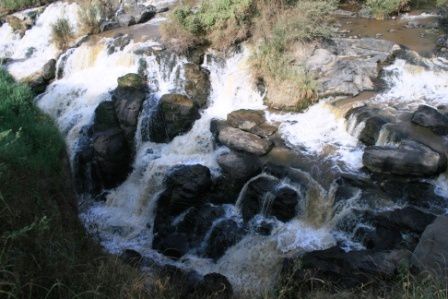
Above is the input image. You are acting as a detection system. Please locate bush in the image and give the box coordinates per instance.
[77,0,110,35]
[51,18,73,50]
[364,0,411,19]
[0,0,54,14]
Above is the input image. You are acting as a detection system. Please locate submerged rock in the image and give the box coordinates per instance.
[411,105,448,136]
[363,140,447,177]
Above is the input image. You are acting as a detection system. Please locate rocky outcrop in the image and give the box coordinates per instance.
[183,63,210,108]
[363,140,447,177]
[283,247,410,289]
[112,73,147,143]
[307,38,397,98]
[116,1,157,27]
[412,216,448,281]
[412,105,448,136]
[91,101,132,190]
[148,94,200,143]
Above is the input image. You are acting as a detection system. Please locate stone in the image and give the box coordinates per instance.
[117,73,145,89]
[412,216,448,281]
[117,13,136,27]
[218,127,273,156]
[412,105,448,136]
[284,247,410,289]
[148,94,200,143]
[193,273,233,299]
[183,63,210,108]
[156,233,189,259]
[227,109,266,132]
[217,151,262,183]
[205,220,245,260]
[363,140,447,177]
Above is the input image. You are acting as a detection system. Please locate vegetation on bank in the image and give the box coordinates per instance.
[0,69,152,298]
[0,0,54,14]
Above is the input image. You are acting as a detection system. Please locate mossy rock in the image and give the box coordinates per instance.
[117,73,145,89]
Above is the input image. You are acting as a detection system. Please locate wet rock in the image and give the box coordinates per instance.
[176,204,225,247]
[210,119,230,142]
[165,164,212,214]
[120,249,143,267]
[112,73,146,143]
[218,127,273,156]
[250,123,278,138]
[227,109,266,131]
[205,220,245,260]
[118,1,156,26]
[239,176,279,222]
[157,233,189,259]
[183,63,210,108]
[100,20,120,32]
[193,273,233,299]
[25,59,57,93]
[412,216,448,281]
[346,105,394,145]
[284,246,410,289]
[307,38,397,98]
[363,140,447,177]
[217,151,262,185]
[356,207,436,251]
[149,94,200,143]
[117,14,135,27]
[411,105,448,136]
[107,34,132,55]
[91,101,132,190]
[271,186,300,222]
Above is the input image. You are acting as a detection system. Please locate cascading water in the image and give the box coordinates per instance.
[0,2,81,80]
[3,0,448,295]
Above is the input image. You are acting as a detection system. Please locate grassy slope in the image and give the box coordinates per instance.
[0,69,150,298]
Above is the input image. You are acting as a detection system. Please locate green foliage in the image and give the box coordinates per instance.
[0,0,54,13]
[0,69,151,298]
[51,18,73,50]
[364,0,411,19]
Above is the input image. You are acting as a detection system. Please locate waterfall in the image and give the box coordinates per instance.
[0,2,81,80]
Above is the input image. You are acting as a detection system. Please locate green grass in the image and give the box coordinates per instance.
[0,0,54,13]
[0,69,152,298]
[364,0,410,19]
[51,18,73,50]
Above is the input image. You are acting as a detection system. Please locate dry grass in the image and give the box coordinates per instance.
[51,18,73,49]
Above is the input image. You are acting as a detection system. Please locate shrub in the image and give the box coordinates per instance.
[77,0,109,35]
[51,18,73,50]
[364,0,411,19]
[0,0,54,14]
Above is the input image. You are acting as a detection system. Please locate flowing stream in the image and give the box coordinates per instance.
[1,1,448,295]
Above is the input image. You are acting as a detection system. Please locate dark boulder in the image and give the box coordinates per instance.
[217,151,262,186]
[184,63,210,108]
[120,249,143,267]
[112,73,147,143]
[193,273,233,299]
[411,105,448,136]
[363,140,447,177]
[239,176,279,222]
[91,101,132,190]
[156,233,189,259]
[271,186,300,222]
[412,216,448,281]
[283,246,410,289]
[149,94,200,143]
[205,220,245,260]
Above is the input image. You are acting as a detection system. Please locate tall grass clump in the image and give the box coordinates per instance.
[51,18,73,50]
[251,0,337,110]
[77,0,111,35]
[364,0,411,19]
